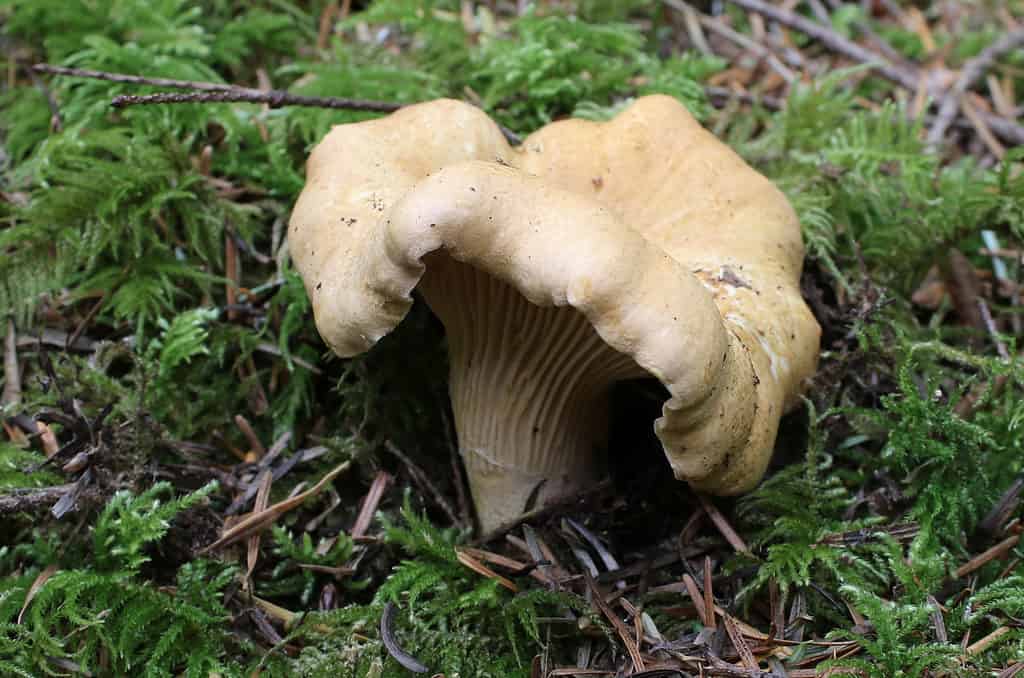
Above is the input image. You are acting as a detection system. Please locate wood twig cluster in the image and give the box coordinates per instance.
[664,0,1024,153]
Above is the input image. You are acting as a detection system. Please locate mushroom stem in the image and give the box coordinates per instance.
[418,254,645,531]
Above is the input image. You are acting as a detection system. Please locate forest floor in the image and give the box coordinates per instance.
[2,1,1024,676]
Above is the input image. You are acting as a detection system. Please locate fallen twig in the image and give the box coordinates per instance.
[698,494,750,553]
[719,0,1024,145]
[687,8,798,82]
[822,0,907,65]
[976,298,1011,360]
[455,547,518,592]
[928,595,948,643]
[2,318,20,407]
[34,63,399,112]
[979,476,1024,537]
[927,27,1024,145]
[202,460,350,552]
[682,572,711,626]
[0,482,99,516]
[383,440,462,529]
[583,572,645,673]
[234,414,266,459]
[245,469,273,581]
[476,478,614,544]
[956,534,1021,579]
[351,470,392,538]
[110,89,401,113]
[16,564,59,625]
[720,0,916,88]
[723,613,758,671]
[965,626,1011,657]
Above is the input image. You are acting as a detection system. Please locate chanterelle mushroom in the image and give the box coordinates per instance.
[289,96,820,532]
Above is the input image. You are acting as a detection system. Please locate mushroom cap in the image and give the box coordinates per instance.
[289,95,820,495]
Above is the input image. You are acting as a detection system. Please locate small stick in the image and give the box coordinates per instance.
[455,548,517,591]
[724,613,759,670]
[979,476,1024,537]
[36,63,395,114]
[976,298,1010,360]
[0,483,99,515]
[703,556,716,629]
[2,318,20,408]
[33,63,523,146]
[999,662,1024,678]
[822,0,907,65]
[674,1,713,56]
[316,1,341,51]
[927,595,948,643]
[698,494,750,553]
[682,573,710,626]
[234,414,266,459]
[384,440,461,528]
[476,478,613,544]
[202,461,350,552]
[965,626,1010,657]
[720,0,917,90]
[110,89,401,113]
[940,248,986,348]
[441,407,471,526]
[686,9,799,82]
[225,232,240,322]
[927,27,1024,145]
[719,0,1024,145]
[805,0,831,24]
[65,295,105,353]
[351,470,392,538]
[960,97,1006,160]
[956,534,1021,579]
[583,573,645,673]
[111,90,523,145]
[26,66,63,132]
[705,86,785,111]
[246,470,273,580]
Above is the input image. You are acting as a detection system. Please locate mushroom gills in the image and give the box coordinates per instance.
[417,252,647,531]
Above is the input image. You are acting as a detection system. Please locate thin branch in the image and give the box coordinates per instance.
[719,0,918,89]
[927,27,1024,145]
[720,0,1024,146]
[34,63,245,92]
[583,572,645,673]
[26,66,62,132]
[474,478,614,544]
[2,318,20,408]
[34,63,522,145]
[978,475,1024,537]
[384,440,462,529]
[0,484,100,516]
[698,494,750,553]
[111,89,401,113]
[822,0,908,65]
[693,11,799,81]
[956,534,1021,578]
[705,85,785,112]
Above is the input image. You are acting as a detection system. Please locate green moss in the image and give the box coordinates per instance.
[2,0,1023,673]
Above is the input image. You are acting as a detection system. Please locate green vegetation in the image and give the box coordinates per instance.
[1,1,1022,675]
